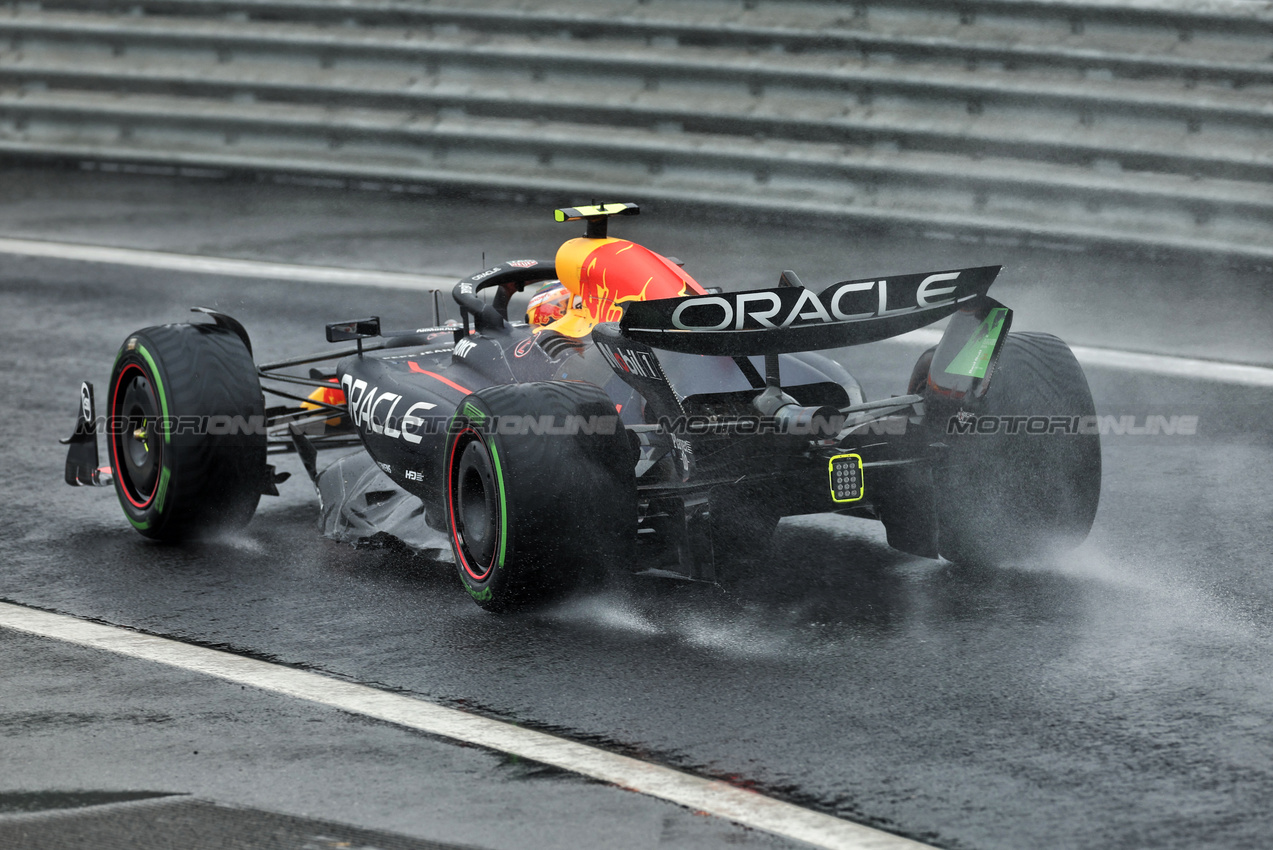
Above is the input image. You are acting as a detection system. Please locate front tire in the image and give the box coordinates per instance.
[444,381,636,612]
[108,323,267,541]
[928,332,1101,566]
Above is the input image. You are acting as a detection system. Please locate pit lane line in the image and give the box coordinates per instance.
[4,235,1271,388]
[0,602,934,850]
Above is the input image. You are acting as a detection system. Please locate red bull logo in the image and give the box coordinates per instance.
[549,237,705,337]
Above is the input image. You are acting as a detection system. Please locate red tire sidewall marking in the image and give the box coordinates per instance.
[448,426,497,583]
[111,361,160,510]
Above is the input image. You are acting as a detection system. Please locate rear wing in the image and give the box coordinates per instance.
[619,265,1001,356]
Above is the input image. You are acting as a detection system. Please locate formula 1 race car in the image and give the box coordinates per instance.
[64,203,1101,611]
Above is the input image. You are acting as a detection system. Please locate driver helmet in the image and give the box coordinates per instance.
[526,281,571,326]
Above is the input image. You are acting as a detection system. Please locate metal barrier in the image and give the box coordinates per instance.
[1,0,1269,258]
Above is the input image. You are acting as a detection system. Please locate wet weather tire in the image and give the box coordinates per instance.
[444,381,636,612]
[928,332,1101,566]
[108,323,267,541]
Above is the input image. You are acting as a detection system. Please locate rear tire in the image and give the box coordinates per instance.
[928,332,1101,566]
[108,323,267,541]
[444,381,636,612]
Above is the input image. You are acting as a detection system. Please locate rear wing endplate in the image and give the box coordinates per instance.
[926,297,1014,400]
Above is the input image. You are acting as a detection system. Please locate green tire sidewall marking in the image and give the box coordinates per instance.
[154,466,171,517]
[125,513,152,531]
[134,343,171,443]
[488,441,509,569]
[462,581,493,602]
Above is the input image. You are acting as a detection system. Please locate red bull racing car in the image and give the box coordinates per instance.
[64,203,1101,611]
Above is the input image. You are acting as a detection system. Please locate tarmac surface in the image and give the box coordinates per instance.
[1,165,1271,849]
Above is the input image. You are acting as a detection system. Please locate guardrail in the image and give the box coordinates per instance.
[1,0,1269,259]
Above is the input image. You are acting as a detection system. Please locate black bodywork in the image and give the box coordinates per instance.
[308,257,1010,581]
[62,214,1018,583]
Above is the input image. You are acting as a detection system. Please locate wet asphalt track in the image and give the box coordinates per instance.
[2,168,1273,849]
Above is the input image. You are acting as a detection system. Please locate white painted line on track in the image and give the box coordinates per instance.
[1067,344,1273,388]
[0,602,936,850]
[0,236,456,290]
[5,235,1270,386]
